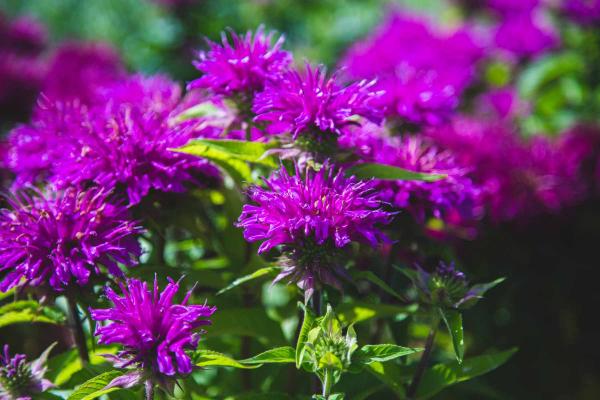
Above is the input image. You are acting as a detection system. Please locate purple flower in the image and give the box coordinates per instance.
[477,87,527,119]
[42,41,125,104]
[362,133,482,223]
[7,75,221,204]
[428,117,586,221]
[0,344,54,400]
[494,11,558,58]
[487,0,540,15]
[341,12,483,126]
[253,64,383,139]
[237,164,393,299]
[562,0,600,25]
[90,277,215,389]
[188,26,291,97]
[0,187,142,292]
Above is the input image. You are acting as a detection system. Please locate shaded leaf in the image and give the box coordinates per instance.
[356,344,422,364]
[439,309,464,363]
[352,270,408,302]
[240,346,295,364]
[210,308,287,345]
[365,361,407,398]
[337,302,418,325]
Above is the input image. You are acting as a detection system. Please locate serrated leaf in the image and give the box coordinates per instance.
[417,348,518,399]
[67,370,123,400]
[296,303,317,368]
[352,270,408,302]
[217,266,280,295]
[356,344,422,364]
[346,163,446,181]
[439,309,464,363]
[194,350,261,369]
[240,346,295,364]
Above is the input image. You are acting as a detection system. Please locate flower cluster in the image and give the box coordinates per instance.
[0,344,53,400]
[0,187,142,292]
[342,12,483,126]
[90,277,215,390]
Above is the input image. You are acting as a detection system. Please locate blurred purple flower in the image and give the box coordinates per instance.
[237,164,393,299]
[342,12,484,126]
[91,277,215,389]
[429,117,586,221]
[253,64,383,139]
[0,344,54,400]
[562,0,600,25]
[189,26,291,97]
[494,11,558,58]
[0,187,141,292]
[42,41,125,104]
[487,0,541,15]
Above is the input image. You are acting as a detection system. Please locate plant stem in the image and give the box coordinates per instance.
[322,368,334,397]
[407,327,437,399]
[145,379,154,400]
[67,297,89,364]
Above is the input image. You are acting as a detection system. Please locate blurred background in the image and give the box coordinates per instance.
[1,0,599,399]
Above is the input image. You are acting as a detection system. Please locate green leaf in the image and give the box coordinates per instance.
[458,277,506,309]
[356,344,422,364]
[240,346,295,364]
[346,163,446,182]
[519,53,584,97]
[171,101,227,123]
[217,266,280,295]
[318,352,344,370]
[174,138,277,166]
[417,348,518,399]
[67,370,124,400]
[296,302,317,368]
[365,361,407,398]
[194,350,261,369]
[0,301,65,328]
[352,270,408,302]
[336,302,418,325]
[439,309,464,364]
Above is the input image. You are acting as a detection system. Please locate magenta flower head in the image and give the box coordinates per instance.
[236,164,393,300]
[562,0,600,25]
[188,26,291,97]
[49,75,221,204]
[0,187,142,292]
[253,64,383,146]
[90,277,216,393]
[0,344,54,400]
[367,134,482,223]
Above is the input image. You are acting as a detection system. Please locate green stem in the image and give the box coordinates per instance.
[407,327,437,399]
[67,297,89,364]
[322,368,334,397]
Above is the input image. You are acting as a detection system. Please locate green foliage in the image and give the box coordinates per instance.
[346,163,446,182]
[67,370,124,400]
[0,300,65,328]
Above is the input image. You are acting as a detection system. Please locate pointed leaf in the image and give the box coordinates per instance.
[174,138,277,166]
[194,350,261,369]
[439,308,464,363]
[240,346,295,364]
[417,348,518,399]
[67,370,124,400]
[217,267,279,295]
[346,163,446,181]
[355,344,422,364]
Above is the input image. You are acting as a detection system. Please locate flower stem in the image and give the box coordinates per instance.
[407,327,437,399]
[67,297,89,364]
[145,379,154,400]
[322,368,334,397]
